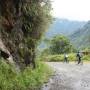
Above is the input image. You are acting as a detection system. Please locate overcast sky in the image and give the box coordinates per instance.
[52,0,90,21]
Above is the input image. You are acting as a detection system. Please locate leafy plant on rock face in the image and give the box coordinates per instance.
[0,0,52,68]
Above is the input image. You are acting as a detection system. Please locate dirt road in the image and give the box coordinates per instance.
[41,62,90,90]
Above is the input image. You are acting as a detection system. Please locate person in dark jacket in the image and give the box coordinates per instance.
[76,51,83,64]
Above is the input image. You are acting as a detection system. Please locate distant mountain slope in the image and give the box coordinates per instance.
[70,21,90,49]
[45,18,86,38]
[38,18,86,50]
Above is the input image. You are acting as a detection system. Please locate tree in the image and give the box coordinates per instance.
[49,35,73,54]
[0,0,52,69]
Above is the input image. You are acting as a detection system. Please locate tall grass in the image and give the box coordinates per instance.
[0,59,52,90]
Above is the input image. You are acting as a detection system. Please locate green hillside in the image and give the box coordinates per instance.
[39,19,86,50]
[45,18,86,38]
[70,21,90,49]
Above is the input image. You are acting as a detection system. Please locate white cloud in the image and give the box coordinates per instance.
[52,0,90,21]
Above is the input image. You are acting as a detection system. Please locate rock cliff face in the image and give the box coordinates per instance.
[0,38,10,56]
[0,38,17,70]
[0,0,35,69]
[0,0,52,69]
[0,21,24,69]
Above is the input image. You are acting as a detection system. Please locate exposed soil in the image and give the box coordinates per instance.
[41,62,90,90]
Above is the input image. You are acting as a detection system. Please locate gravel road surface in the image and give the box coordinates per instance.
[41,62,90,90]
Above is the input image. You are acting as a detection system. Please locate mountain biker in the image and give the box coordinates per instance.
[64,53,69,63]
[76,51,83,64]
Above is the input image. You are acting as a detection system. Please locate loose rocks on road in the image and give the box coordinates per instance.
[41,62,90,90]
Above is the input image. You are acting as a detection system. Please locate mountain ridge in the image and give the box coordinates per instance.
[39,18,86,49]
[70,21,90,49]
[45,18,86,38]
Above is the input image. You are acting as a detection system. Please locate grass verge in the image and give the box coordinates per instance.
[0,59,53,90]
[42,53,90,62]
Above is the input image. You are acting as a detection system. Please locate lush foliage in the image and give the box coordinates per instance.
[42,53,90,62]
[82,55,90,61]
[0,59,52,90]
[0,0,52,68]
[49,35,74,54]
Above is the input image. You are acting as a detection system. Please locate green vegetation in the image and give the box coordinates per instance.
[42,53,90,62]
[0,1,53,89]
[0,1,90,90]
[49,35,74,54]
[41,53,76,62]
[40,34,90,62]
[83,55,90,61]
[0,0,52,68]
[40,35,76,56]
[0,59,52,90]
[70,21,90,49]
